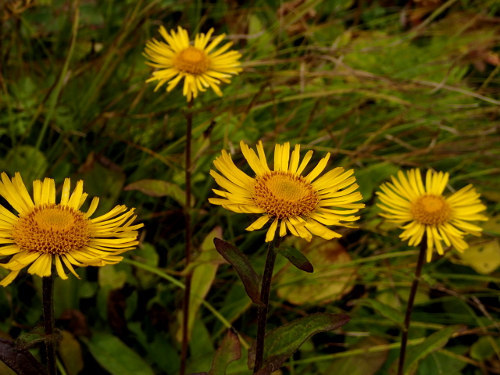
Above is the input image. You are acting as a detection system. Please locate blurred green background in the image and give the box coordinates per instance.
[0,0,499,374]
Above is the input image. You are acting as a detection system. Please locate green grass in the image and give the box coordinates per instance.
[0,0,499,374]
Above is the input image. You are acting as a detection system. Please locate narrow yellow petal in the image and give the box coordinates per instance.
[246,215,270,231]
[305,153,330,182]
[296,150,313,175]
[274,144,282,172]
[27,254,52,277]
[279,221,287,237]
[85,197,100,218]
[60,178,71,205]
[281,143,290,172]
[289,145,300,174]
[55,256,68,280]
[0,270,20,287]
[265,219,278,242]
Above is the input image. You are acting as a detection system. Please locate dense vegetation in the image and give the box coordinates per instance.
[0,0,499,374]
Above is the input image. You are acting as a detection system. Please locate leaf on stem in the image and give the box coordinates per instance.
[248,313,351,373]
[213,238,263,306]
[277,246,313,273]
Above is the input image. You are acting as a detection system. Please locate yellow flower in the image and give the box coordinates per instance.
[144,26,242,102]
[377,169,487,262]
[0,172,143,286]
[209,141,365,242]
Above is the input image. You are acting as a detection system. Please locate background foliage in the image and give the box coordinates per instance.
[0,0,499,374]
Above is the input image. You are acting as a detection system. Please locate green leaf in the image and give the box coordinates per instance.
[403,325,460,374]
[59,331,84,375]
[208,330,241,375]
[125,179,193,206]
[355,162,399,202]
[470,336,500,361]
[358,299,403,325]
[177,228,223,342]
[83,332,154,375]
[187,319,215,372]
[134,243,160,289]
[98,265,127,290]
[0,146,48,183]
[213,238,263,305]
[79,157,126,213]
[278,247,313,273]
[416,348,468,375]
[248,313,350,372]
[326,336,389,375]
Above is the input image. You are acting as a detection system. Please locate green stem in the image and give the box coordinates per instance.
[253,240,278,373]
[35,1,80,150]
[180,99,194,375]
[397,236,427,375]
[43,275,57,375]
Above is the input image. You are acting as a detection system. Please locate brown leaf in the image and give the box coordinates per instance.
[0,338,47,375]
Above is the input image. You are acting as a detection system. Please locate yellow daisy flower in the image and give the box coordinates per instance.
[144,26,242,102]
[209,141,365,242]
[377,169,487,262]
[0,172,143,286]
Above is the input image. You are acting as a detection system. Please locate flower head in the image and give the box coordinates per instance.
[144,26,242,102]
[0,172,143,286]
[209,141,365,242]
[377,169,487,262]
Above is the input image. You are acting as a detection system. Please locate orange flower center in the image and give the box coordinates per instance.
[13,204,90,255]
[253,172,319,219]
[175,47,210,74]
[411,194,451,225]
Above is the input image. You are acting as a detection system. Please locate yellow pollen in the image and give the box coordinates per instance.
[253,172,319,219]
[175,47,210,74]
[411,194,451,225]
[13,204,90,255]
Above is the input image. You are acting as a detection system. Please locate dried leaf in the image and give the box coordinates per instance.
[277,239,357,305]
[208,330,241,375]
[0,338,47,375]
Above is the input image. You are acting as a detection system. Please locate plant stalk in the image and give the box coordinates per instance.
[253,240,278,373]
[397,236,427,375]
[180,99,194,375]
[43,275,57,375]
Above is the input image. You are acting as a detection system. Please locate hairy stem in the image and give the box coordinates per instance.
[254,240,278,373]
[43,275,57,375]
[397,237,427,375]
[180,99,194,375]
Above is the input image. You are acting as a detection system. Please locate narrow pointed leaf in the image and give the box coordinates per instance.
[214,238,263,305]
[208,330,241,375]
[176,227,223,343]
[403,325,460,374]
[0,338,47,375]
[83,333,155,375]
[278,246,313,273]
[248,313,350,372]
